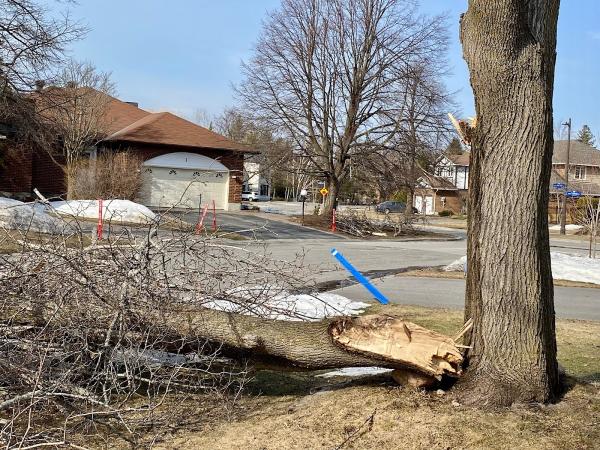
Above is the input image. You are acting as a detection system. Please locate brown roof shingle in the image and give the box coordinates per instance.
[417,170,459,190]
[34,87,256,153]
[552,140,600,166]
[445,152,470,166]
[103,111,255,152]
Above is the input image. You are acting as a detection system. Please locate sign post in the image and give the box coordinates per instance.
[331,208,336,232]
[300,188,308,226]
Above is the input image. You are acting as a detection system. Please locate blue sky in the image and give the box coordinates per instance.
[57,0,599,138]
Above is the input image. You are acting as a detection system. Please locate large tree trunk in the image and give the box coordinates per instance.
[460,1,560,405]
[161,309,464,379]
[322,177,340,218]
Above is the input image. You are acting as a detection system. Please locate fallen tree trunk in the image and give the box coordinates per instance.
[161,308,466,380]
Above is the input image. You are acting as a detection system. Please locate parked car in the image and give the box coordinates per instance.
[242,191,270,202]
[375,201,418,214]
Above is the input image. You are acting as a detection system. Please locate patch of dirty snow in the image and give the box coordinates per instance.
[203,286,370,321]
[445,253,600,285]
[0,198,65,234]
[50,199,157,224]
[316,367,393,378]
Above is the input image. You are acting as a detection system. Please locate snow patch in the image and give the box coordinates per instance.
[549,224,583,232]
[549,252,600,284]
[0,198,65,234]
[202,286,370,321]
[443,255,467,272]
[445,253,600,285]
[50,199,157,224]
[317,367,393,378]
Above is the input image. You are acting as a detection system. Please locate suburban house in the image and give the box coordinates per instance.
[414,141,600,216]
[549,140,600,197]
[414,152,470,215]
[0,91,258,210]
[242,160,271,198]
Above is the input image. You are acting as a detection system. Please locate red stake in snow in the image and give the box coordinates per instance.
[331,208,336,232]
[195,204,209,234]
[212,200,217,231]
[97,199,104,240]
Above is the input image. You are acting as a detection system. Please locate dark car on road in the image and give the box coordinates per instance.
[375,201,418,214]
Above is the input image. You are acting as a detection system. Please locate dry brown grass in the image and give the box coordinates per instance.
[154,304,600,450]
[0,229,92,253]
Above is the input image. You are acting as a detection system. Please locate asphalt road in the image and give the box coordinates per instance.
[178,210,345,240]
[332,276,600,321]
[165,209,598,320]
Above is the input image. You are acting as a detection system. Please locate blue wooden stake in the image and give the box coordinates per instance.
[330,248,390,305]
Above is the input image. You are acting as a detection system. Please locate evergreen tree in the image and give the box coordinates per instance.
[446,137,463,155]
[577,124,595,147]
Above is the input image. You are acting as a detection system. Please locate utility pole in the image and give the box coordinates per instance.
[560,118,572,235]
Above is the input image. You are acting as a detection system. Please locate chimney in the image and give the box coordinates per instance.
[125,101,139,108]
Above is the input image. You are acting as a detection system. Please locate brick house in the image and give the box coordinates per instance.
[548,140,600,223]
[0,92,257,209]
[414,141,600,216]
[413,153,470,215]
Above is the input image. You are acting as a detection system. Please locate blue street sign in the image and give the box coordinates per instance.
[566,191,582,198]
[553,182,566,190]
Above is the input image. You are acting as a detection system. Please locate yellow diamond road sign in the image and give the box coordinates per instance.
[320,187,329,196]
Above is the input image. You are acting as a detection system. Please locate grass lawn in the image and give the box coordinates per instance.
[157,304,600,450]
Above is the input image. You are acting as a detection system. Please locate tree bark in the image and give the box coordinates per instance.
[323,177,340,218]
[160,309,464,379]
[460,0,560,406]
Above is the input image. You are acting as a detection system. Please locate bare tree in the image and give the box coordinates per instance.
[574,195,600,258]
[460,0,561,405]
[0,0,84,155]
[214,108,295,197]
[356,63,454,214]
[237,0,448,216]
[0,0,84,96]
[37,60,115,197]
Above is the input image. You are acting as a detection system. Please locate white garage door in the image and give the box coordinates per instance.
[414,195,434,215]
[140,152,229,209]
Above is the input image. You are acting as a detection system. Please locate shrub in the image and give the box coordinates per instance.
[439,210,454,217]
[70,151,142,200]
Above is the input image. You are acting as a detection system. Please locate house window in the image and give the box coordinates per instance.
[260,184,269,196]
[574,166,586,180]
[435,167,453,178]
